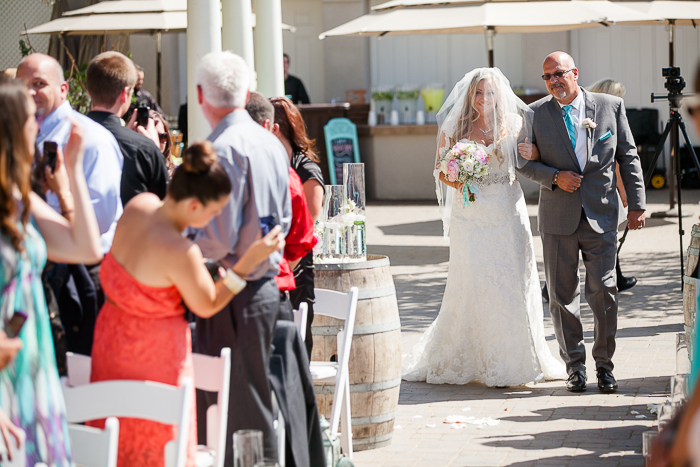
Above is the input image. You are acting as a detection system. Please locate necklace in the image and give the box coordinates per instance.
[476,123,492,135]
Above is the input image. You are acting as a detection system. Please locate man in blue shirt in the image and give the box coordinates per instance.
[17,53,123,355]
[193,51,291,465]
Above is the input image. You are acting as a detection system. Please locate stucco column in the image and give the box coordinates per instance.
[253,0,285,97]
[222,0,255,75]
[187,0,222,142]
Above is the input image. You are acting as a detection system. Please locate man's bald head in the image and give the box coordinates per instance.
[542,51,579,105]
[16,53,68,119]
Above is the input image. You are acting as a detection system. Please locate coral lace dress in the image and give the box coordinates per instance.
[89,252,196,467]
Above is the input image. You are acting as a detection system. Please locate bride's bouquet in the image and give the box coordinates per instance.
[438,139,490,205]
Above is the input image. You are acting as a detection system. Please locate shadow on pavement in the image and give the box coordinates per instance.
[368,245,449,266]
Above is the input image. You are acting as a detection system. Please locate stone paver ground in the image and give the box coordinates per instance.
[351,188,699,467]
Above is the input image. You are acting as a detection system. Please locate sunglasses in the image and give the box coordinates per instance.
[158,132,169,143]
[542,69,575,81]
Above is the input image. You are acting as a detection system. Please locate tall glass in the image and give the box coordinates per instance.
[657,400,674,430]
[233,430,263,467]
[677,332,690,375]
[343,163,366,262]
[642,430,657,466]
[670,374,688,407]
[322,185,346,262]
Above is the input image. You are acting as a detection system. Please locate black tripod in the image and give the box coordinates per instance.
[618,67,699,288]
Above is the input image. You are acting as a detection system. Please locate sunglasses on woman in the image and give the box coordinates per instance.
[158,132,168,143]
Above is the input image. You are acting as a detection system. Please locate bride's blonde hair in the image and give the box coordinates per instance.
[456,69,508,163]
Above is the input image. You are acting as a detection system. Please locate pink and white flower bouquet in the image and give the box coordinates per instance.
[438,139,491,204]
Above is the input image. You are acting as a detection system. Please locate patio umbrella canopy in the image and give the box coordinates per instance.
[319,0,660,66]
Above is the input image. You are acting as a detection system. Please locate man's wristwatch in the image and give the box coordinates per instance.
[553,170,560,186]
[222,269,247,295]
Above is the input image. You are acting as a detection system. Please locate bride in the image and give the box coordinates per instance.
[402,68,567,387]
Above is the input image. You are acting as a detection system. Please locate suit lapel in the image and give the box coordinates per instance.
[547,97,579,168]
[584,90,596,170]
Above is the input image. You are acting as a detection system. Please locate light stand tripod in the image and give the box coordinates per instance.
[618,67,699,288]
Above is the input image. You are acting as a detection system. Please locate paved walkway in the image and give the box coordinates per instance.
[352,189,699,467]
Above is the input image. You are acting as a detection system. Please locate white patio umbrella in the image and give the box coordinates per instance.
[319,1,660,66]
[26,2,296,105]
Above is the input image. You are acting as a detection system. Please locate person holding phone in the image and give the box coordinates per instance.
[0,76,103,466]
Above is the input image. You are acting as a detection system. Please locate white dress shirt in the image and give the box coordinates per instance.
[558,90,587,171]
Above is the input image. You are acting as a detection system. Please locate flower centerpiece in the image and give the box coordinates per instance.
[438,139,491,205]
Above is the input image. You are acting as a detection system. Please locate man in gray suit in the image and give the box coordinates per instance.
[519,52,646,393]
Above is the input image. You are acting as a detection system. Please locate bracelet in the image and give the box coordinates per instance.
[222,269,247,295]
[553,170,560,186]
[61,209,74,216]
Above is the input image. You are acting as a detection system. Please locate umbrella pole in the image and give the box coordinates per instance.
[156,31,162,107]
[486,27,495,67]
[669,19,675,67]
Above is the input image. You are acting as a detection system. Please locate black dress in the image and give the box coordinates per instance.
[290,153,324,356]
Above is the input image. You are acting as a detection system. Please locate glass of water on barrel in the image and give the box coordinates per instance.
[343,163,366,262]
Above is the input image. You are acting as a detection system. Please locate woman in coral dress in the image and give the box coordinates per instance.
[89,142,285,467]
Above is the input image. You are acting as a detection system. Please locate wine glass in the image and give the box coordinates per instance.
[322,185,345,262]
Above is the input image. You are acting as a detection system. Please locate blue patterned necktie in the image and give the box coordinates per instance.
[562,105,576,150]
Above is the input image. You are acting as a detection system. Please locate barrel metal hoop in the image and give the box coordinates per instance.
[314,377,402,395]
[357,285,396,300]
[315,255,391,271]
[684,275,697,285]
[312,321,401,336]
[352,433,394,446]
[689,247,700,256]
[351,411,396,426]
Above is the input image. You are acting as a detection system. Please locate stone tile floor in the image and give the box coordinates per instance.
[352,189,699,467]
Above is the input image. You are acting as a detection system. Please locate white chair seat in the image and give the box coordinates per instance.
[310,362,338,382]
[195,447,216,467]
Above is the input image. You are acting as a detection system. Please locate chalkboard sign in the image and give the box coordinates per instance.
[323,118,361,185]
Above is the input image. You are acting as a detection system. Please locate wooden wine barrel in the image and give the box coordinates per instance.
[684,226,700,340]
[312,255,401,451]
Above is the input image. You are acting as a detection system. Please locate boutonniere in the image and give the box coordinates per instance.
[582,118,597,130]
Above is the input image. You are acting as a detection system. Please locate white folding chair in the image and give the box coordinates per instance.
[191,349,231,467]
[293,302,308,342]
[66,352,92,386]
[309,287,358,459]
[62,377,193,467]
[69,417,120,467]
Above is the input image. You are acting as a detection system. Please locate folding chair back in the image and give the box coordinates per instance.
[69,417,119,467]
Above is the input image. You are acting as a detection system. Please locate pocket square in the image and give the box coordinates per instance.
[599,130,613,142]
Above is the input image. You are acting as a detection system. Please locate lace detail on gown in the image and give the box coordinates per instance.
[403,144,567,386]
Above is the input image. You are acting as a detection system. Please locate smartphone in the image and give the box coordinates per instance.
[4,311,27,339]
[44,141,58,173]
[205,260,223,282]
[260,213,279,236]
[136,105,150,127]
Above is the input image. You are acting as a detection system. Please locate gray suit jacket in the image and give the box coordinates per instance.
[518,90,645,235]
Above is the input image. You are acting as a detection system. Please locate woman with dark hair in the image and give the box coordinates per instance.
[270,97,324,356]
[151,111,176,177]
[89,141,285,467]
[0,76,104,465]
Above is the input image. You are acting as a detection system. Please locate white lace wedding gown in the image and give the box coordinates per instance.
[402,143,567,386]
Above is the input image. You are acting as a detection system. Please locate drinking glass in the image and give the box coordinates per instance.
[670,374,688,407]
[657,400,674,430]
[343,163,366,262]
[677,332,690,375]
[642,430,657,466]
[233,430,263,467]
[322,185,346,262]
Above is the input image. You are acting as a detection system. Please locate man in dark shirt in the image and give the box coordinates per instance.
[85,52,168,206]
[123,64,164,121]
[283,53,310,105]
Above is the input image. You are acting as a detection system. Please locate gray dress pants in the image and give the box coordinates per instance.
[194,277,281,465]
[542,214,618,374]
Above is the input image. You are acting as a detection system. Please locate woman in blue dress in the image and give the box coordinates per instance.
[0,76,102,465]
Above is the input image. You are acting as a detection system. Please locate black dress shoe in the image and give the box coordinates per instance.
[542,283,549,302]
[617,275,638,292]
[566,371,587,392]
[597,369,618,393]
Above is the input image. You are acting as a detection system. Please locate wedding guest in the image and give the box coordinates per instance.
[89,141,284,467]
[17,53,123,355]
[123,64,163,121]
[192,51,291,464]
[246,92,316,322]
[0,76,103,466]
[271,96,324,356]
[284,54,310,105]
[151,110,176,177]
[85,52,168,206]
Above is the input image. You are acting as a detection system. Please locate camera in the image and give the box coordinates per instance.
[663,66,685,94]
